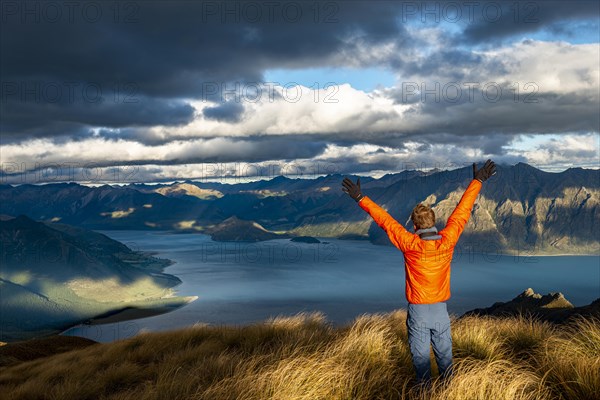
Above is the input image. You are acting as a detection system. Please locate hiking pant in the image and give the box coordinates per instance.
[406,302,453,383]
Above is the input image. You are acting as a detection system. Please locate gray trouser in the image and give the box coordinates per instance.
[406,302,453,382]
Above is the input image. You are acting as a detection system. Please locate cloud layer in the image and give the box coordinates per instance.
[1,1,598,183]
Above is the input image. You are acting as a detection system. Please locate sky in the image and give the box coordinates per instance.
[0,0,599,185]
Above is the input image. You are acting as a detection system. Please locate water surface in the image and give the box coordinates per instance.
[61,230,600,342]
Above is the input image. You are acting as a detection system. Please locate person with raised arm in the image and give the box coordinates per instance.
[341,160,497,385]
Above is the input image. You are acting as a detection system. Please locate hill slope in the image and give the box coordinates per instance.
[0,309,598,400]
[0,216,194,342]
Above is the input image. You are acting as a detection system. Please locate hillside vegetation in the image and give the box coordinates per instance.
[0,215,194,341]
[1,311,598,400]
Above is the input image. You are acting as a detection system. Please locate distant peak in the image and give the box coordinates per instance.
[3,214,44,229]
[14,214,36,223]
[519,287,541,299]
[514,162,535,169]
[271,175,293,182]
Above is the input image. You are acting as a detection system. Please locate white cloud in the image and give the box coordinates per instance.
[0,137,263,166]
[508,132,600,170]
[475,40,599,93]
[117,40,599,142]
[1,40,598,183]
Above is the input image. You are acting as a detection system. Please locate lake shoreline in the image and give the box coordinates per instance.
[55,232,598,343]
[81,296,198,326]
[94,230,600,257]
[57,296,199,340]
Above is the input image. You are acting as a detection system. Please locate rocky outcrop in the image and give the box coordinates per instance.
[462,288,600,323]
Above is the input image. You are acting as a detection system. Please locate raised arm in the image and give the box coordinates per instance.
[440,160,496,246]
[342,177,413,251]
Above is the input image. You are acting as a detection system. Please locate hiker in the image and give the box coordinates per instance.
[341,160,496,384]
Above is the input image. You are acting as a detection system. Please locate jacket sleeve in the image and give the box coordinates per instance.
[357,195,414,252]
[439,179,482,246]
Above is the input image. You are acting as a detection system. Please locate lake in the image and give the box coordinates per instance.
[61,230,600,342]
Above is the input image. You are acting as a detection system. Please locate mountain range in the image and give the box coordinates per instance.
[1,163,598,254]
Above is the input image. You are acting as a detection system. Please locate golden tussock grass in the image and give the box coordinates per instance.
[0,311,598,400]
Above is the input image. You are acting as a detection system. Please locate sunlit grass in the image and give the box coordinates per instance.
[1,311,598,400]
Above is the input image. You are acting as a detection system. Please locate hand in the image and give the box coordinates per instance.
[473,159,497,183]
[342,177,364,202]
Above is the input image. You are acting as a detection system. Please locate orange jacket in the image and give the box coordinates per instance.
[357,179,482,304]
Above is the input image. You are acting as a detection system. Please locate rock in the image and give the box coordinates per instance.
[513,288,574,309]
[461,288,597,324]
[540,292,573,309]
[290,236,321,244]
[520,288,539,299]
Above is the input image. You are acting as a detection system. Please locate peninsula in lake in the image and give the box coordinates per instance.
[0,215,196,342]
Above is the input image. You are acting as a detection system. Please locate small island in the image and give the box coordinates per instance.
[290,236,321,244]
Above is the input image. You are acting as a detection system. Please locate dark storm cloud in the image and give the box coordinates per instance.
[385,82,600,140]
[144,135,327,166]
[0,91,195,143]
[203,101,245,123]
[1,0,408,140]
[169,136,329,165]
[416,90,600,136]
[457,0,600,43]
[400,48,509,81]
[1,0,598,182]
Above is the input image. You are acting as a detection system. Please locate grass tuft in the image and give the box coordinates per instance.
[1,311,598,400]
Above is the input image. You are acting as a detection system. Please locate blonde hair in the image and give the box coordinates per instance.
[411,203,435,230]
